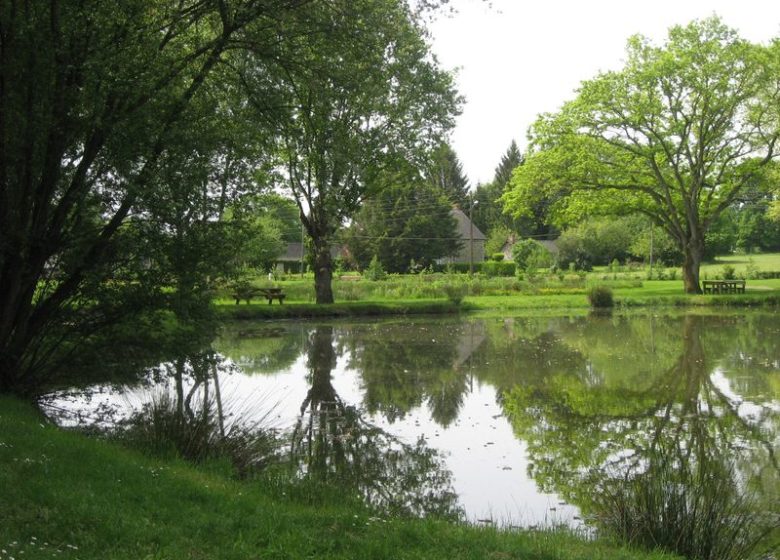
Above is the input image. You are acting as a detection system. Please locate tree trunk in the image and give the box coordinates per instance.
[682,238,704,294]
[313,242,334,304]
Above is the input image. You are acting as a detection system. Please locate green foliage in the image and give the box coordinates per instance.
[240,0,460,303]
[484,224,512,256]
[721,264,736,280]
[481,261,516,277]
[119,389,279,479]
[511,239,552,269]
[490,253,505,262]
[441,284,468,305]
[472,141,536,236]
[365,255,388,281]
[503,17,780,292]
[426,142,470,209]
[345,175,461,273]
[587,286,614,308]
[557,217,643,269]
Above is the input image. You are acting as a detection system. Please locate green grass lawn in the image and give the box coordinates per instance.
[0,397,678,560]
[702,252,780,274]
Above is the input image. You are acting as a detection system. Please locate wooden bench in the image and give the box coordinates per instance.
[258,287,286,304]
[702,279,746,294]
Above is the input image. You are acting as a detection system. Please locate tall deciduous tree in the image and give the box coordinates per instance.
[502,18,780,293]
[0,1,311,393]
[241,0,459,303]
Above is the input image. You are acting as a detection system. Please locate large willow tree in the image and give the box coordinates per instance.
[503,18,780,293]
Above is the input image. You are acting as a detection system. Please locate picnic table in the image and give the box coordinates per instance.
[702,279,746,294]
[257,287,286,304]
[232,286,286,304]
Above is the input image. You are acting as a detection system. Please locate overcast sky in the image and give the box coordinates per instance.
[428,0,780,186]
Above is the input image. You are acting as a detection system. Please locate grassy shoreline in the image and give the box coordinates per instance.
[215,279,780,320]
[0,397,677,560]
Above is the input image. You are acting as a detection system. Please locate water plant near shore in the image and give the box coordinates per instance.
[589,449,779,560]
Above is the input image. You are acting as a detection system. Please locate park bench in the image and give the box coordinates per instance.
[702,279,746,294]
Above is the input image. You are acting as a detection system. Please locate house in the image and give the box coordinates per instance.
[276,206,485,270]
[275,242,347,273]
[438,207,487,264]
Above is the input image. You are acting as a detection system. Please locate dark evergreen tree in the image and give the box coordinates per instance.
[493,140,524,187]
[427,143,470,209]
[473,140,525,236]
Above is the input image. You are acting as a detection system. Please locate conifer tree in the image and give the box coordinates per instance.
[427,142,470,209]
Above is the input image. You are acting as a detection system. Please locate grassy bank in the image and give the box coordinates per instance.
[214,276,780,320]
[0,396,677,560]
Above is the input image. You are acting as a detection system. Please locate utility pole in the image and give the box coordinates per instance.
[469,195,478,275]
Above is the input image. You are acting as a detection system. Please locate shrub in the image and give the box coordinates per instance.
[490,253,505,262]
[511,238,552,269]
[481,261,516,277]
[364,255,387,281]
[588,285,614,308]
[721,264,736,280]
[440,283,467,305]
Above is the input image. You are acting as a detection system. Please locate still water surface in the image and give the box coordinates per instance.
[47,311,780,527]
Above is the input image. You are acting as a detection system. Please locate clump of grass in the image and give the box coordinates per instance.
[441,283,468,305]
[587,285,614,308]
[118,390,281,479]
[590,452,778,560]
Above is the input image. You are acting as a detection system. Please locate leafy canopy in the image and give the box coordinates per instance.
[503,17,780,257]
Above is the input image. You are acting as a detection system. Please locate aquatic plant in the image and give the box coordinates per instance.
[590,451,778,560]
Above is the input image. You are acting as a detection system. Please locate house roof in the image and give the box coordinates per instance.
[451,208,486,241]
[277,242,346,262]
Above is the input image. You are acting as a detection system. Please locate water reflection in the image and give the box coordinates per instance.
[43,312,779,531]
[501,314,779,550]
[291,326,462,519]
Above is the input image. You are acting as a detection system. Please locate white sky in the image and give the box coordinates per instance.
[429,0,780,186]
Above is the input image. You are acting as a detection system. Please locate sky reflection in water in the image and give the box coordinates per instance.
[46,312,780,528]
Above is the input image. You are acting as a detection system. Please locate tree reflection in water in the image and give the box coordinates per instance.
[290,325,462,519]
[503,314,779,558]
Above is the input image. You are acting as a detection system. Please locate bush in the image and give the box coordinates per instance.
[364,255,387,281]
[721,264,736,280]
[511,239,552,269]
[481,261,516,277]
[440,283,468,305]
[490,253,505,262]
[588,285,614,308]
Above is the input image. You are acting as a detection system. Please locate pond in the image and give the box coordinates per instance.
[44,311,780,529]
